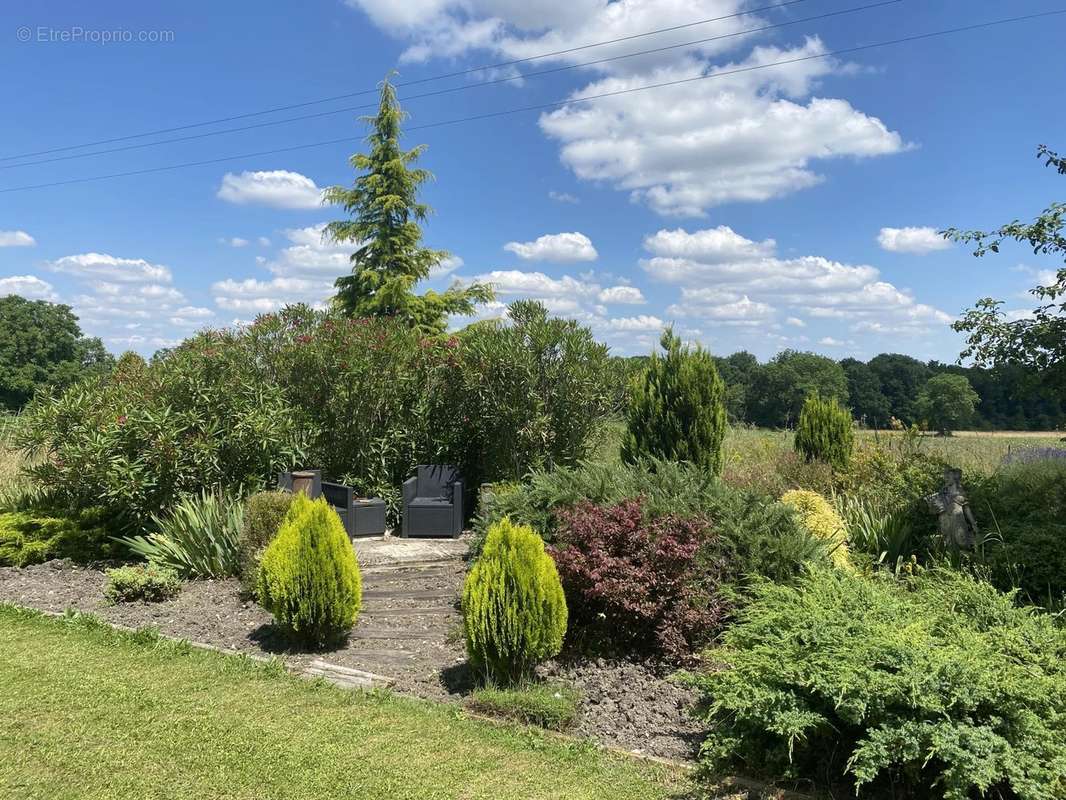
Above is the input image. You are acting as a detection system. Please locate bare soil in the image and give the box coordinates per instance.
[0,556,706,762]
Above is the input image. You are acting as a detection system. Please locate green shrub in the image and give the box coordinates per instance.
[780,490,852,571]
[104,564,181,603]
[118,491,244,579]
[969,460,1066,608]
[430,300,616,492]
[473,459,825,591]
[462,518,567,685]
[15,329,311,529]
[693,568,1066,799]
[794,393,854,470]
[238,490,295,598]
[0,506,115,567]
[257,494,362,646]
[16,302,616,529]
[466,683,581,731]
[621,330,727,474]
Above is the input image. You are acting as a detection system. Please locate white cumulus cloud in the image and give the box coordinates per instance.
[504,231,598,262]
[217,170,325,210]
[877,226,951,254]
[598,285,645,304]
[48,253,173,284]
[0,275,56,300]
[0,230,36,247]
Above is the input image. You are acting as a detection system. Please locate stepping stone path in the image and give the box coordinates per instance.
[327,537,469,686]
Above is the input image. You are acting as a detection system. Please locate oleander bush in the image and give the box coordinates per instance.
[621,330,728,474]
[794,393,854,470]
[15,332,310,529]
[462,518,567,685]
[14,301,616,528]
[237,490,296,598]
[104,564,182,603]
[780,490,852,571]
[118,491,244,579]
[0,506,116,567]
[466,683,581,731]
[258,494,362,646]
[430,300,616,493]
[693,568,1066,800]
[551,499,728,660]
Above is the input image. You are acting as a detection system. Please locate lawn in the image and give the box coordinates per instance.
[0,606,689,800]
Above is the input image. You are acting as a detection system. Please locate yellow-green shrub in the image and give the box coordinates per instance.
[257,494,361,646]
[0,507,115,567]
[462,517,567,685]
[781,490,852,570]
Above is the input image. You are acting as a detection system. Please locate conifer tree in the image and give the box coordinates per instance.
[621,329,728,474]
[794,393,854,470]
[325,75,492,333]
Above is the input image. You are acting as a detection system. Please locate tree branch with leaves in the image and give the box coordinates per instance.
[942,145,1066,386]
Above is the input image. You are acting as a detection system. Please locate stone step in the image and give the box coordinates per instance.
[362,589,456,601]
[342,650,420,667]
[361,606,457,617]
[360,559,460,575]
[302,659,394,689]
[352,627,448,641]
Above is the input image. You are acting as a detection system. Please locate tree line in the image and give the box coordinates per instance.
[715,350,1061,432]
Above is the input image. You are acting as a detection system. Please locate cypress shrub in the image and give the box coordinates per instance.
[238,490,296,598]
[621,330,727,474]
[257,494,362,646]
[462,517,567,685]
[794,393,854,470]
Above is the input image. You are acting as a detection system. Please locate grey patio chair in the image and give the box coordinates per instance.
[401,465,463,538]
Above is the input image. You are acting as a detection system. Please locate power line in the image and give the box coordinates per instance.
[2,8,1063,196]
[0,0,903,171]
[0,0,815,162]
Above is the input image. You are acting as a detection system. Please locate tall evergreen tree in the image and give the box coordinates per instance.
[325,75,492,333]
[621,330,727,474]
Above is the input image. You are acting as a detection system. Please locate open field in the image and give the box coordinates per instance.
[593,418,1063,475]
[0,606,692,800]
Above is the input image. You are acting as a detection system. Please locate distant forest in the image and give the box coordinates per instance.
[619,349,1064,432]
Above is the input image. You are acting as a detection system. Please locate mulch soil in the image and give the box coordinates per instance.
[0,557,707,762]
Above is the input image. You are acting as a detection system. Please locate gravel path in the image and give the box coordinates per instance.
[0,556,705,761]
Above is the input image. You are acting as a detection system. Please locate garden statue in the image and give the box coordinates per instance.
[924,468,978,549]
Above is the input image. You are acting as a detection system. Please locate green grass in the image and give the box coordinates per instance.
[592,423,1062,477]
[0,605,687,800]
[467,683,582,731]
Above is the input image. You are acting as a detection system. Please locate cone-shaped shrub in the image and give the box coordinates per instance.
[462,517,567,685]
[794,393,854,470]
[621,329,727,474]
[781,489,852,571]
[257,493,362,646]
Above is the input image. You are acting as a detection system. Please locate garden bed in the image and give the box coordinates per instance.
[0,559,706,762]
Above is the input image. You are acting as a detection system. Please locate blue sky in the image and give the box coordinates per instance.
[1,0,1063,360]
